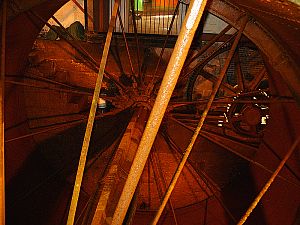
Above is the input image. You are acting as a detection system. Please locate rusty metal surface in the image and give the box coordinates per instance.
[151,15,248,225]
[230,0,300,60]
[89,107,148,225]
[209,0,300,104]
[0,1,7,224]
[110,1,209,224]
[66,2,119,225]
[237,137,300,225]
[3,1,298,223]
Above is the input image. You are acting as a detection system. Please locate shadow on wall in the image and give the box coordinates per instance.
[6,110,131,225]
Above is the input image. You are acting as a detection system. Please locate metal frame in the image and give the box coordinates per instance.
[0,1,7,224]
[2,1,300,224]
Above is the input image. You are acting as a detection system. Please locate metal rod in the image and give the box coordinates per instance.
[67,4,118,222]
[168,96,295,109]
[124,183,140,225]
[51,15,98,67]
[237,136,300,225]
[178,31,237,83]
[5,80,93,96]
[248,68,266,91]
[6,74,78,89]
[152,146,178,225]
[5,108,127,143]
[117,8,136,76]
[262,140,300,182]
[204,199,208,225]
[151,15,248,225]
[150,1,180,87]
[111,1,208,224]
[171,116,300,188]
[71,0,93,23]
[162,131,212,196]
[130,0,141,78]
[0,0,7,223]
[234,52,245,91]
[83,0,88,30]
[162,129,237,222]
[184,24,232,69]
[28,11,126,93]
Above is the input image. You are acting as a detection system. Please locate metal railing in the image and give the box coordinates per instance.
[110,0,189,35]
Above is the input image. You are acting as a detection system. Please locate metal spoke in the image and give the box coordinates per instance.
[117,8,136,77]
[149,1,180,87]
[237,137,300,225]
[5,80,93,96]
[262,140,300,182]
[152,16,248,224]
[161,129,237,222]
[178,30,238,84]
[111,1,208,223]
[151,147,178,225]
[184,24,232,69]
[130,0,142,78]
[5,107,129,143]
[66,6,123,216]
[234,51,245,91]
[247,68,266,91]
[0,0,7,223]
[71,0,93,24]
[170,116,300,188]
[26,10,128,94]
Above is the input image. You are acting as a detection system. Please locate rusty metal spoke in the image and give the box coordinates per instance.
[234,51,245,91]
[0,0,7,223]
[71,0,93,24]
[237,137,300,225]
[26,10,128,95]
[170,116,258,157]
[184,24,232,69]
[161,129,237,223]
[247,67,266,91]
[5,80,93,96]
[117,8,136,78]
[67,3,118,221]
[201,70,238,94]
[161,130,213,196]
[130,0,141,78]
[169,116,300,188]
[5,107,129,144]
[178,31,238,84]
[151,16,249,224]
[149,1,181,88]
[168,95,295,111]
[262,140,300,182]
[111,1,209,223]
[151,146,178,225]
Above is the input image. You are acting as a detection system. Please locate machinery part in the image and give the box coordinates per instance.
[66,2,119,225]
[111,0,209,224]
[151,15,248,225]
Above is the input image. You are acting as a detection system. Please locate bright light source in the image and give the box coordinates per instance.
[97,98,107,109]
[261,117,267,125]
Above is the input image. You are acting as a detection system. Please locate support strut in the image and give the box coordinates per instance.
[237,136,300,225]
[151,15,248,225]
[66,2,119,224]
[0,0,7,224]
[110,1,209,224]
